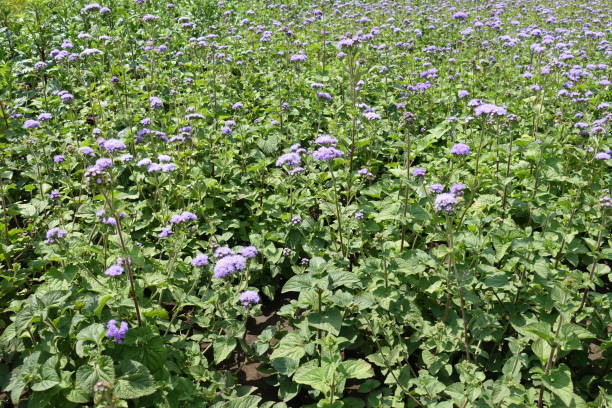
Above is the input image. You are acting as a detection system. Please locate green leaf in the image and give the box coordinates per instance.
[94,295,113,318]
[143,309,170,320]
[76,355,115,394]
[339,360,373,380]
[214,337,237,365]
[114,360,157,399]
[542,365,587,408]
[307,308,343,336]
[271,357,299,376]
[293,364,331,394]
[282,274,314,293]
[327,270,360,289]
[226,394,263,408]
[532,338,552,364]
[270,332,305,361]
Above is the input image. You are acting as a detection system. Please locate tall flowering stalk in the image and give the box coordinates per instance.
[313,145,346,257]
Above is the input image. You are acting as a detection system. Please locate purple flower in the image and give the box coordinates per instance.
[240,246,258,258]
[458,90,469,98]
[434,193,458,212]
[37,113,53,121]
[119,154,133,163]
[276,152,301,167]
[429,183,444,193]
[149,96,163,109]
[79,146,96,157]
[96,158,112,169]
[191,253,209,267]
[23,120,40,129]
[317,92,332,100]
[232,102,244,110]
[60,93,74,104]
[358,168,373,177]
[474,103,507,116]
[239,290,260,307]
[290,53,307,62]
[453,11,468,19]
[213,254,247,278]
[105,264,124,276]
[45,227,67,243]
[600,196,612,207]
[147,163,162,173]
[214,247,234,258]
[595,152,610,160]
[363,111,381,120]
[158,226,172,238]
[315,135,338,145]
[412,167,426,177]
[105,320,128,343]
[49,189,60,199]
[161,163,176,172]
[291,215,302,225]
[170,211,198,224]
[54,154,65,163]
[355,212,364,219]
[450,143,471,156]
[450,183,466,195]
[102,138,126,152]
[313,146,343,161]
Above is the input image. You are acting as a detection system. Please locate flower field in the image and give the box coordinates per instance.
[0,0,610,406]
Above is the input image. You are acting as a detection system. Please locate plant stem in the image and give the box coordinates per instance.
[328,164,345,257]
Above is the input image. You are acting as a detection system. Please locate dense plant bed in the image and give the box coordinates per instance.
[0,0,610,406]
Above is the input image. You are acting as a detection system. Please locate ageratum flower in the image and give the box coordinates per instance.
[355,212,364,219]
[45,227,67,243]
[291,215,302,225]
[358,168,373,177]
[276,152,301,167]
[105,264,124,276]
[434,193,458,212]
[429,183,444,193]
[315,135,338,145]
[458,90,469,98]
[595,152,610,160]
[412,167,426,177]
[600,196,612,207]
[105,320,128,343]
[49,189,60,199]
[363,111,381,120]
[23,120,40,129]
[54,155,65,163]
[158,226,172,238]
[169,211,198,224]
[102,138,126,152]
[149,96,163,109]
[191,253,209,266]
[474,103,507,116]
[80,3,101,13]
[239,290,260,307]
[450,143,471,156]
[317,92,332,100]
[313,146,343,161]
[213,247,233,258]
[290,53,307,62]
[240,246,258,258]
[37,113,52,121]
[213,254,246,278]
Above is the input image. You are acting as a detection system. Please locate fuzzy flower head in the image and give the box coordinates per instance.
[450,143,471,156]
[213,254,247,278]
[149,96,163,109]
[214,246,234,258]
[45,227,67,243]
[23,119,40,129]
[412,167,426,177]
[315,134,338,146]
[450,183,466,195]
[105,264,124,276]
[105,320,128,343]
[429,183,444,193]
[240,246,258,258]
[474,103,507,116]
[276,152,301,167]
[169,211,198,224]
[102,138,126,152]
[191,253,209,267]
[313,146,343,161]
[434,193,458,212]
[239,290,260,307]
